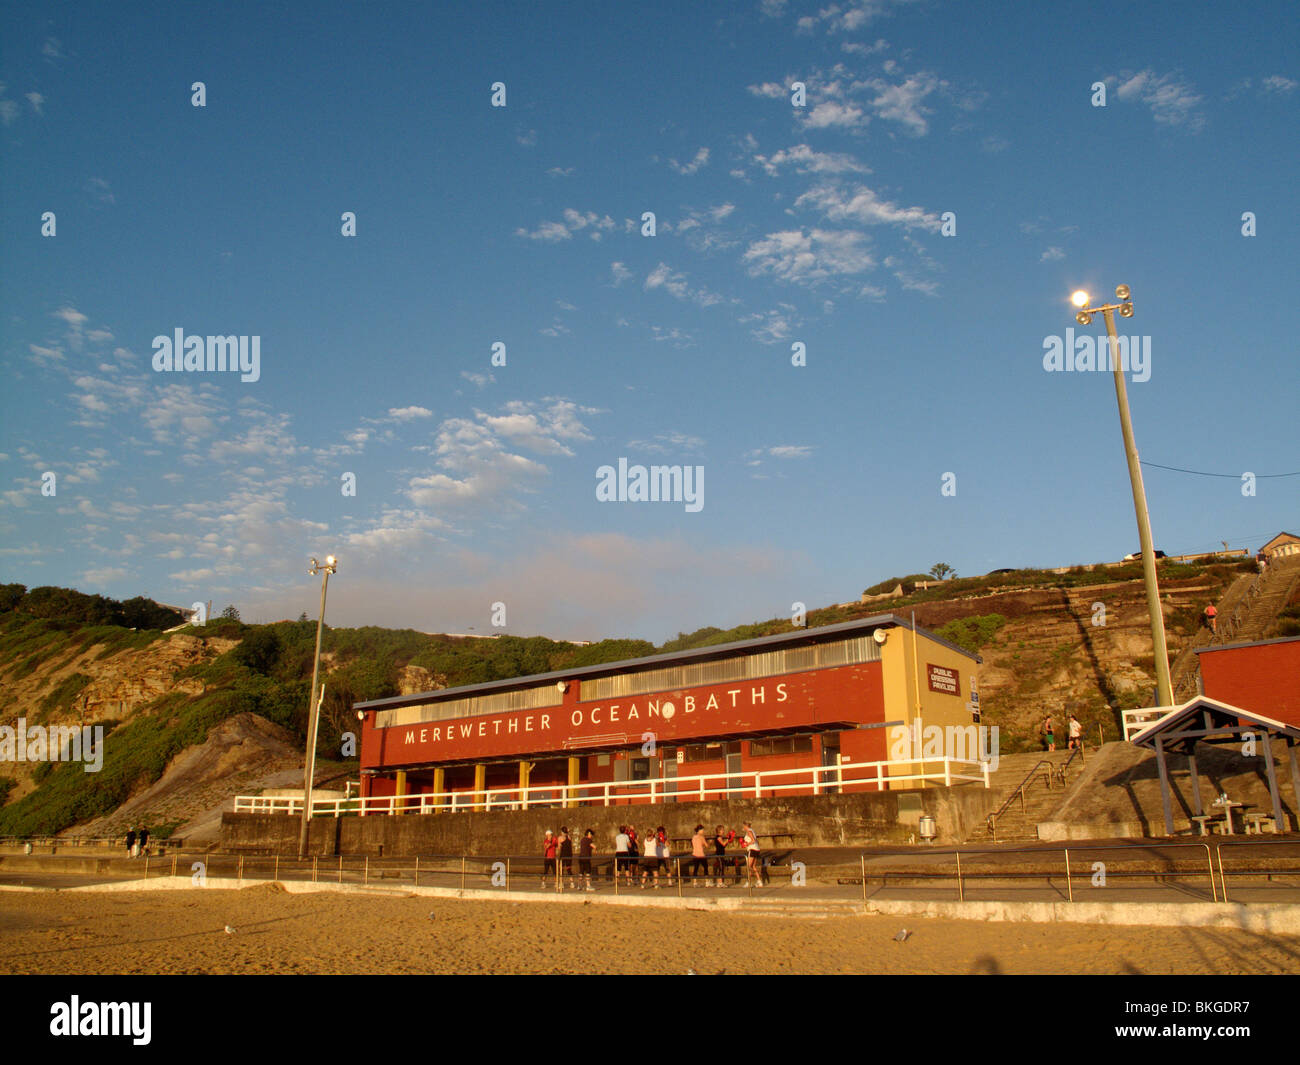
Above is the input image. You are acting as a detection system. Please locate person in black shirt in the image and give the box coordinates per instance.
[579,828,596,891]
[558,826,575,889]
[713,825,729,887]
[125,827,136,858]
[138,826,150,857]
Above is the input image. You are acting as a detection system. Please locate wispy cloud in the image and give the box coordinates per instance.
[517,208,617,242]
[1110,70,1204,130]
[669,147,710,175]
[743,229,875,285]
[752,144,870,177]
[795,183,940,230]
[644,262,726,307]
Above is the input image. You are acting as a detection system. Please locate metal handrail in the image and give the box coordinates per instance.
[986,758,1056,839]
[1054,744,1084,785]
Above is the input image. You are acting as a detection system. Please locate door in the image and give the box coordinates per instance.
[820,734,841,795]
[725,751,743,798]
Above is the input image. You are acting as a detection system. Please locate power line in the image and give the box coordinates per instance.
[1140,461,1300,479]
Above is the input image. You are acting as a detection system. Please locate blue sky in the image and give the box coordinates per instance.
[1,0,1297,642]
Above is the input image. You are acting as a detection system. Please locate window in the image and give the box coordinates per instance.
[583,634,880,702]
[682,743,724,763]
[749,736,814,758]
[375,683,562,729]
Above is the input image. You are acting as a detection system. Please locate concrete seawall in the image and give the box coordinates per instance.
[220,786,996,857]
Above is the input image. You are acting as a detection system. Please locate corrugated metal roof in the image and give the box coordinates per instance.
[355,613,980,712]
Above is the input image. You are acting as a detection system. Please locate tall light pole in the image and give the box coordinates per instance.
[298,554,338,859]
[1071,285,1173,707]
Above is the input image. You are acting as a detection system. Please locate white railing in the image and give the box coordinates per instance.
[233,756,991,818]
[1123,705,1182,741]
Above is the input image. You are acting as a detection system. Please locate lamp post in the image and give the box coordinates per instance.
[1070,285,1173,707]
[298,555,338,859]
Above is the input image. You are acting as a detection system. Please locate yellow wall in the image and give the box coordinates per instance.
[880,625,980,788]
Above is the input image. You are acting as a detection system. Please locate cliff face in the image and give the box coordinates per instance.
[0,629,236,802]
[903,571,1242,750]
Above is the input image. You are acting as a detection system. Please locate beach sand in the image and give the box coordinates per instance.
[2,884,1297,975]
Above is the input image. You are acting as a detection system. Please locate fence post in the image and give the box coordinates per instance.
[237,855,242,884]
[861,855,867,905]
[312,856,318,883]
[944,759,951,787]
[1064,849,1072,902]
[143,854,149,880]
[955,849,963,902]
[415,855,419,888]
[754,773,762,799]
[1217,846,1229,903]
[1204,845,1216,903]
[364,856,369,885]
[338,855,343,883]
[676,858,682,898]
[506,857,511,894]
[171,854,178,878]
[274,854,279,882]
[461,856,466,892]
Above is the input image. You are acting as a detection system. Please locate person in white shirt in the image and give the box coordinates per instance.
[614,826,631,883]
[743,822,764,886]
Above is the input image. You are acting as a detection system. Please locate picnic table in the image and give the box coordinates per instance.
[1209,800,1246,834]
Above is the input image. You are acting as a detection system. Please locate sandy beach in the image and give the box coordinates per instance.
[2,884,1298,975]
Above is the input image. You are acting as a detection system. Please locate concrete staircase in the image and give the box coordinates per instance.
[982,750,1082,842]
[1171,556,1300,700]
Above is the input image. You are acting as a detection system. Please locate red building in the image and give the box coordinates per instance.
[1195,635,1300,727]
[355,615,984,811]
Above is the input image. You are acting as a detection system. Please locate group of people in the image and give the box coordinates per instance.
[1041,714,1084,753]
[124,825,149,858]
[540,822,765,890]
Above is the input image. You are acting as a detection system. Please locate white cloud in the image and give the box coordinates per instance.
[610,261,633,285]
[795,183,939,230]
[1261,75,1297,95]
[625,432,706,455]
[25,92,44,115]
[861,72,942,135]
[743,229,875,284]
[802,99,867,129]
[739,305,799,344]
[388,406,433,421]
[753,144,870,176]
[1111,70,1204,130]
[1040,247,1065,262]
[85,177,115,205]
[644,262,725,307]
[516,208,617,242]
[669,147,710,175]
[747,81,789,99]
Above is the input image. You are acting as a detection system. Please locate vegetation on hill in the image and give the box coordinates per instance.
[935,614,1007,654]
[0,558,1263,835]
[0,584,185,630]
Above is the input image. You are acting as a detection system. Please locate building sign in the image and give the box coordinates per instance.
[926,663,959,696]
[363,660,888,770]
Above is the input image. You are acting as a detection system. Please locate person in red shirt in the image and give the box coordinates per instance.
[1204,603,1218,634]
[541,829,557,889]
